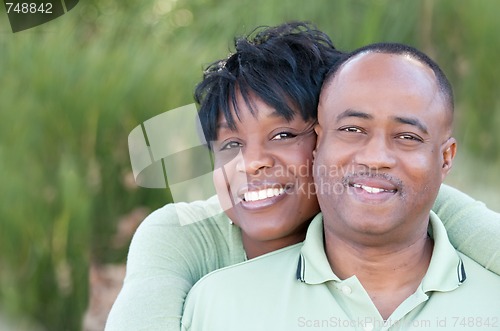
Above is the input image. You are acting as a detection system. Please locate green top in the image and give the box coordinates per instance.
[181,212,500,331]
[105,184,500,331]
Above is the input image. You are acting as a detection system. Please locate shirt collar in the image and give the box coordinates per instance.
[296,213,339,284]
[421,211,466,292]
[297,211,465,292]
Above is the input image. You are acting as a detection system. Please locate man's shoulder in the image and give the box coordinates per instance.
[182,243,310,331]
[460,252,500,286]
[191,243,303,291]
[425,252,500,319]
[450,252,500,309]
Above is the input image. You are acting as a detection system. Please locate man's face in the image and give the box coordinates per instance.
[314,52,456,244]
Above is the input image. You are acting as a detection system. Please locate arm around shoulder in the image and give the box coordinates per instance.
[434,184,500,275]
[105,197,236,331]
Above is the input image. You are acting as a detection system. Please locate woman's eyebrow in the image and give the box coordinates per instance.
[216,122,230,129]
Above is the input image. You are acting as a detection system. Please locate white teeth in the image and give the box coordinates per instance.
[365,186,385,194]
[258,190,267,200]
[267,188,274,198]
[353,183,387,194]
[249,191,259,201]
[244,188,285,202]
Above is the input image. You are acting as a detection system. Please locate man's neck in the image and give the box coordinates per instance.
[324,229,434,320]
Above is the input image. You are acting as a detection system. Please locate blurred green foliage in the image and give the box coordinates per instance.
[0,0,499,330]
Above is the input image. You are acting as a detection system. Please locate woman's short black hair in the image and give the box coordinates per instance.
[194,21,343,145]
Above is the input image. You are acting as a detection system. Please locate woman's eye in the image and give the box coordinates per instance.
[271,132,297,140]
[220,141,242,150]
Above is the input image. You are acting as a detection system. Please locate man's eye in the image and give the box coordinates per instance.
[271,132,297,140]
[339,126,363,133]
[396,134,423,142]
[220,141,242,150]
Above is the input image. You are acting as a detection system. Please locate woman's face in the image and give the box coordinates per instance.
[212,93,319,257]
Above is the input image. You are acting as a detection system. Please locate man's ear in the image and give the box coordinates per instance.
[441,137,457,180]
[314,123,322,146]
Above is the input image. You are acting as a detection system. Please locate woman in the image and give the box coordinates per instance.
[106,22,500,330]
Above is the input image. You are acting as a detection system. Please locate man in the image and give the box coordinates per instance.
[181,43,500,331]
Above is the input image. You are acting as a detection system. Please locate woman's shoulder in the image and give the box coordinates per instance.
[129,196,243,263]
[145,195,226,227]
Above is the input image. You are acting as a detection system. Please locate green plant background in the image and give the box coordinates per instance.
[0,0,499,330]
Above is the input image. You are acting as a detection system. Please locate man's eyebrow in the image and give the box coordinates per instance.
[336,109,373,122]
[392,116,429,134]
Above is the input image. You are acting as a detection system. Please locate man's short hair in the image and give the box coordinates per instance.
[323,42,454,113]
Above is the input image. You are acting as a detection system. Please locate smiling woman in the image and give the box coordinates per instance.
[212,93,319,259]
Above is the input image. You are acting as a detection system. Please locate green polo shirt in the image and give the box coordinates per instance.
[181,212,500,331]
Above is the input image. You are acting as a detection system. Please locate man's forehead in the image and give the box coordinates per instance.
[321,52,439,107]
[319,52,444,123]
[336,52,434,82]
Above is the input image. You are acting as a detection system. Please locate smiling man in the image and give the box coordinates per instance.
[181,43,500,331]
[313,43,470,325]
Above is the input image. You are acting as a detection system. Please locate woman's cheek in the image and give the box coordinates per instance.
[212,165,235,213]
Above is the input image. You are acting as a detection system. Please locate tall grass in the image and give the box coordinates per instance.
[0,0,499,329]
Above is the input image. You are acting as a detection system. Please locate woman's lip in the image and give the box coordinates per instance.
[236,181,289,197]
[242,187,286,203]
[239,188,289,210]
[232,179,296,210]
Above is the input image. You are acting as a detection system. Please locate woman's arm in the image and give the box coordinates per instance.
[434,184,500,274]
[105,197,245,331]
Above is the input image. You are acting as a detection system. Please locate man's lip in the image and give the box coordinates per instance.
[348,177,399,192]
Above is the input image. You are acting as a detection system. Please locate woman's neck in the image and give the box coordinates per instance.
[242,232,307,259]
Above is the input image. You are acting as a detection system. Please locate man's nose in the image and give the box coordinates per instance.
[353,135,397,170]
